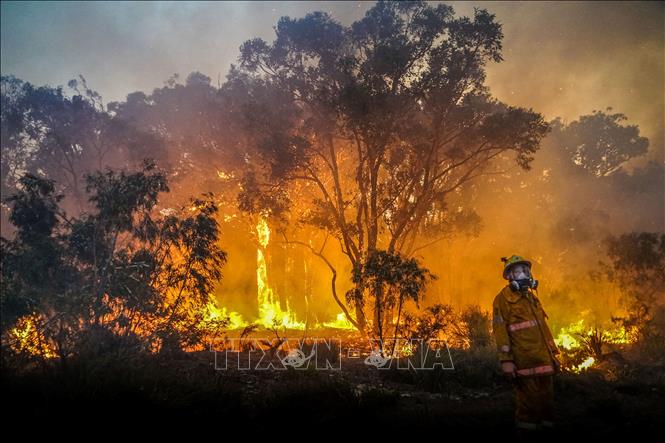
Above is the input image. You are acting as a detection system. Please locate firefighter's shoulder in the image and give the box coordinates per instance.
[493,286,511,314]
[493,285,514,304]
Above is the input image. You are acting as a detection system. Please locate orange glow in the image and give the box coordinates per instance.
[9,314,57,359]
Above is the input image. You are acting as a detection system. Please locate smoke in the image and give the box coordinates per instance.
[2,1,662,159]
[2,1,663,329]
[463,1,665,166]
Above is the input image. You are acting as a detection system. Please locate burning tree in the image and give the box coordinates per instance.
[604,232,665,358]
[227,1,550,333]
[1,160,229,365]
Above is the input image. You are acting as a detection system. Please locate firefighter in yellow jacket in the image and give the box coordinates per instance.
[492,255,560,431]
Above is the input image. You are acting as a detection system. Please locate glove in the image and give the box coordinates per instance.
[501,361,516,378]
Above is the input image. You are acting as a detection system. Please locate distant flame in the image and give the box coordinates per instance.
[322,312,356,330]
[203,300,247,330]
[217,170,234,180]
[9,314,57,359]
[256,217,305,330]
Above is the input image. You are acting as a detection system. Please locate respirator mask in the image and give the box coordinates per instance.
[509,264,538,292]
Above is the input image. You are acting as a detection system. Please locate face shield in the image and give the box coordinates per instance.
[510,264,531,281]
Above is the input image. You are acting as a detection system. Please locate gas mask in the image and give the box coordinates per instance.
[509,264,538,292]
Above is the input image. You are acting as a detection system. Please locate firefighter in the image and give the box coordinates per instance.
[492,255,560,432]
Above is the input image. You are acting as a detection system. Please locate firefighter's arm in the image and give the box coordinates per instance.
[492,296,514,362]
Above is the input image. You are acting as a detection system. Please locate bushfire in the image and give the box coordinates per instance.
[554,319,635,373]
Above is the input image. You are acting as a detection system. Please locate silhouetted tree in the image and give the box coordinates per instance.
[1,160,228,365]
[346,249,435,346]
[230,1,550,332]
[561,108,648,177]
[0,75,167,222]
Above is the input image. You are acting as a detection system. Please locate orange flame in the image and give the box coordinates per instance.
[255,217,305,329]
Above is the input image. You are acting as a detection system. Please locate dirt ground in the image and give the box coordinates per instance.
[3,348,664,437]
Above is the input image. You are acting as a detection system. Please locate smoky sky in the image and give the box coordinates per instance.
[2,1,664,163]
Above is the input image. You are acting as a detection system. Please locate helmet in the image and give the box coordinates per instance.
[501,255,532,280]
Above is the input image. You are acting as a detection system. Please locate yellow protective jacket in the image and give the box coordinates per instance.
[492,285,559,377]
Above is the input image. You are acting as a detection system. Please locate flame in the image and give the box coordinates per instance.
[255,217,305,330]
[554,319,586,351]
[575,356,595,372]
[203,300,247,330]
[9,314,57,359]
[554,319,633,373]
[256,217,271,249]
[322,312,356,330]
[217,170,234,180]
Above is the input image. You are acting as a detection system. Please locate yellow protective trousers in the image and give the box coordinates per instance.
[514,375,555,430]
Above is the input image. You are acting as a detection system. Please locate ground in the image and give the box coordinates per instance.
[3,347,664,437]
